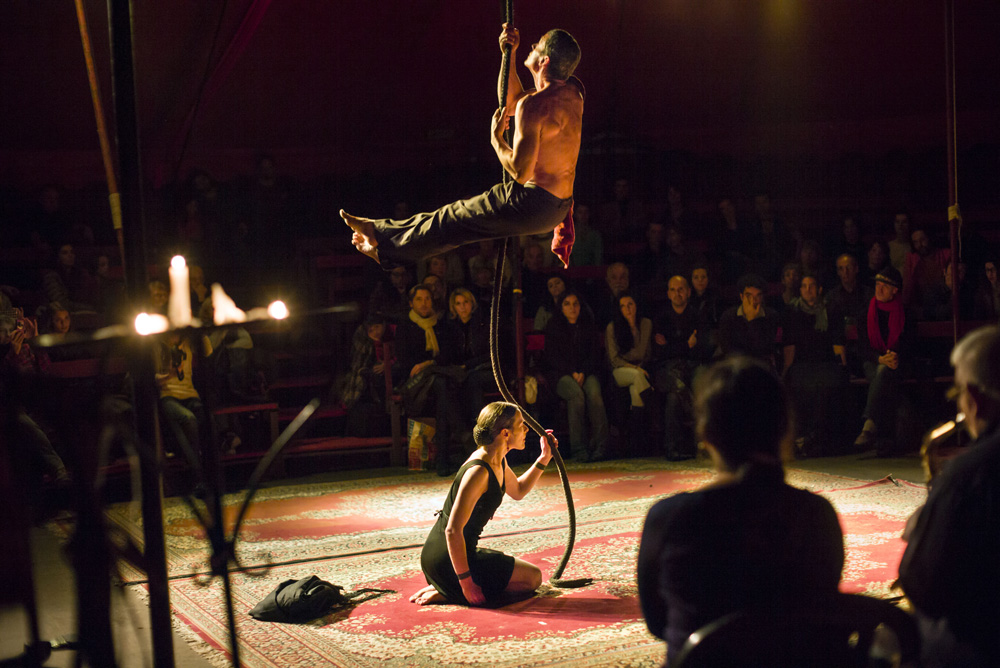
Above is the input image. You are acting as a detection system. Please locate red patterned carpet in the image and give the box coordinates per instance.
[108,459,926,667]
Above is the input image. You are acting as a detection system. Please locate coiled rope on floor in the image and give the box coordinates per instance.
[489,0,588,587]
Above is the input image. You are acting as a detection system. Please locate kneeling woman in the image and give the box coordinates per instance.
[410,402,555,606]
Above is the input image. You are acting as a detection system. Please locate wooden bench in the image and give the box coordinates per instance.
[211,402,279,444]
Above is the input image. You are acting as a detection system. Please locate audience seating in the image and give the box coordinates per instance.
[673,593,920,668]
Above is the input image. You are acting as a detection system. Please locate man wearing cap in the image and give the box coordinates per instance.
[854,266,913,452]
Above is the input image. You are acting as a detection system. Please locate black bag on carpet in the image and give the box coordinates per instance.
[249,575,393,623]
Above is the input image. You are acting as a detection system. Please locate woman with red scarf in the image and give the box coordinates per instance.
[854,267,912,453]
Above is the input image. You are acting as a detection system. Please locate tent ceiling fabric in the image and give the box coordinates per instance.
[2,0,998,184]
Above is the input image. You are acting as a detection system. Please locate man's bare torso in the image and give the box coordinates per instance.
[515,81,583,200]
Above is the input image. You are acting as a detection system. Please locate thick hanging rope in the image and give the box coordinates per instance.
[74,0,126,275]
[489,1,588,587]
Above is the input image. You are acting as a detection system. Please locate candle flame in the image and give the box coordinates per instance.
[268,301,289,319]
[211,283,247,324]
[171,255,186,270]
[135,312,170,335]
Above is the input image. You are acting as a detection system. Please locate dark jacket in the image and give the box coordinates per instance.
[638,463,844,666]
[899,421,1000,664]
[543,316,601,385]
[718,305,779,364]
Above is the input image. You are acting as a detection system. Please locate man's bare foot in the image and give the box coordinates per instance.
[340,209,380,264]
[409,584,446,605]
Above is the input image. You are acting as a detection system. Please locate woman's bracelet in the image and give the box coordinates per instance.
[456,570,472,580]
[533,461,547,472]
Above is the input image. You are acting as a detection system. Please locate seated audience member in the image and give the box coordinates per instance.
[904,226,951,317]
[689,264,722,331]
[777,262,803,314]
[637,356,844,667]
[467,240,510,289]
[45,307,72,336]
[926,261,975,322]
[661,184,700,241]
[652,276,713,460]
[827,252,874,375]
[899,325,1000,668]
[749,192,797,281]
[0,314,70,483]
[888,211,911,273]
[826,253,874,331]
[798,239,834,290]
[973,258,1000,320]
[24,184,71,251]
[470,265,495,310]
[338,314,389,410]
[42,307,86,362]
[853,267,914,452]
[189,264,211,314]
[533,275,567,331]
[148,280,169,315]
[422,274,448,317]
[156,332,212,469]
[718,274,778,366]
[598,177,645,247]
[862,238,891,289]
[1,288,15,315]
[543,290,608,461]
[661,224,703,286]
[369,265,412,324]
[419,251,465,289]
[828,214,866,264]
[447,288,497,423]
[606,292,653,413]
[782,274,850,456]
[41,243,97,314]
[594,262,631,329]
[521,242,550,319]
[568,203,603,267]
[714,197,754,286]
[395,284,464,476]
[93,253,126,318]
[632,221,666,290]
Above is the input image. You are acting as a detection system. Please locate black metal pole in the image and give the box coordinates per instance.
[106,1,175,665]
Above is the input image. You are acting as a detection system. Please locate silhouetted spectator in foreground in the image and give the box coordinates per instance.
[899,325,1000,668]
[638,356,844,667]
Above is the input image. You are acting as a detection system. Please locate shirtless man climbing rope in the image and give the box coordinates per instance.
[342,24,584,268]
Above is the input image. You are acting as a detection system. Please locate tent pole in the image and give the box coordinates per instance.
[106,1,175,666]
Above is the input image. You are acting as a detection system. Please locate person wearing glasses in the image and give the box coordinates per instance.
[899,326,1000,668]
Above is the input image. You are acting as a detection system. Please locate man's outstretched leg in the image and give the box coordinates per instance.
[341,210,380,264]
[341,183,571,270]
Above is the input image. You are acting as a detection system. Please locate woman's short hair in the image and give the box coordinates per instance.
[473,402,520,446]
[448,287,477,318]
[694,357,792,470]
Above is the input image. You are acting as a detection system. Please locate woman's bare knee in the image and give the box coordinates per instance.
[508,559,542,592]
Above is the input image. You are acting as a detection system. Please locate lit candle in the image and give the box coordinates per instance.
[268,300,289,320]
[168,255,192,327]
[135,312,170,335]
[211,283,247,324]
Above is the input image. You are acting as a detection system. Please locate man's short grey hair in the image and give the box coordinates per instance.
[952,326,1000,397]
